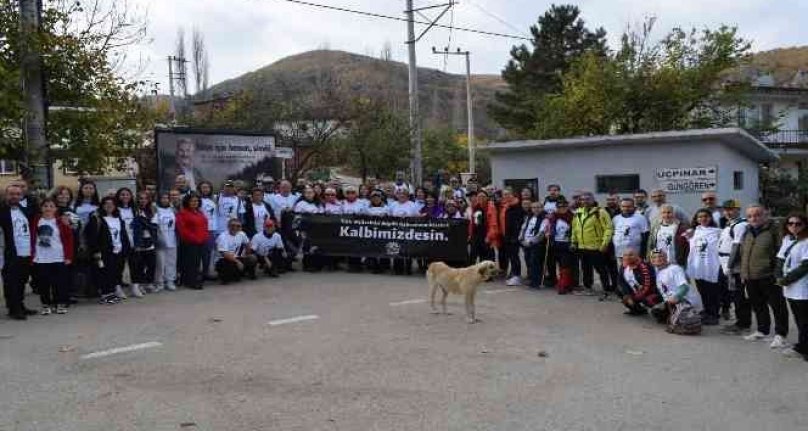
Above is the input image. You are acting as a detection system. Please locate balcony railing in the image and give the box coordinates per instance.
[747,129,808,147]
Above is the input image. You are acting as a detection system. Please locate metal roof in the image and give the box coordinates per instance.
[485,128,779,162]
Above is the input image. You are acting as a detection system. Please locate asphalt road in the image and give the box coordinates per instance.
[1,272,807,431]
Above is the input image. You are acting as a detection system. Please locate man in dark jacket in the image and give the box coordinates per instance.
[0,184,36,320]
[740,205,788,348]
[242,187,277,238]
[499,189,524,286]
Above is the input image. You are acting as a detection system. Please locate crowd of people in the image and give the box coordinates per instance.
[1,172,806,363]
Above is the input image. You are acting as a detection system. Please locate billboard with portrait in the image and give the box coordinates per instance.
[156,128,280,192]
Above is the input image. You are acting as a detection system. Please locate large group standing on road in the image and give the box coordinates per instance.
[1,171,806,363]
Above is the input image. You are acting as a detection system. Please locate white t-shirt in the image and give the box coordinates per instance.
[389,200,420,218]
[74,202,98,227]
[324,201,343,215]
[365,205,389,217]
[10,207,31,257]
[521,216,542,245]
[34,218,63,263]
[251,203,271,235]
[250,232,284,257]
[554,219,571,243]
[657,264,703,311]
[543,200,557,214]
[201,197,218,232]
[622,266,641,293]
[119,207,135,245]
[655,223,679,265]
[341,200,366,215]
[268,193,300,216]
[216,195,244,232]
[778,236,808,300]
[155,207,177,249]
[294,200,322,214]
[718,219,748,274]
[216,231,250,261]
[612,213,649,257]
[687,226,722,283]
[104,216,123,254]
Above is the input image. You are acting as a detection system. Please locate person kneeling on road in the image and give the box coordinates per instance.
[650,249,704,334]
[250,219,286,278]
[215,219,257,283]
[619,248,660,315]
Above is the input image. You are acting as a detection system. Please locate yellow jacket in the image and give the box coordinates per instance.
[571,206,613,251]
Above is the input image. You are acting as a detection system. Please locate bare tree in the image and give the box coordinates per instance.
[380,40,392,62]
[192,27,210,95]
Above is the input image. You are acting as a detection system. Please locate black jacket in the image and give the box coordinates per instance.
[86,214,131,258]
[0,203,34,261]
[503,205,526,242]
[242,200,277,238]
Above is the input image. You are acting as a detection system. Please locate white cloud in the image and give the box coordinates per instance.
[124,0,808,92]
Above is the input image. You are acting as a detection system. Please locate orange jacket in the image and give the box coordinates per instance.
[468,201,500,248]
[498,196,520,240]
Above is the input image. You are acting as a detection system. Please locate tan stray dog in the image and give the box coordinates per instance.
[427,260,499,323]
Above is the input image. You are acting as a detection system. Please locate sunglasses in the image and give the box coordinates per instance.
[702,197,715,202]
[787,221,804,227]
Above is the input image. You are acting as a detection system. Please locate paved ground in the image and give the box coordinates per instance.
[1,272,807,431]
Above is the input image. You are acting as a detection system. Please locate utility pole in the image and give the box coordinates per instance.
[19,0,50,189]
[167,56,175,98]
[432,46,475,174]
[405,0,422,185]
[404,0,455,185]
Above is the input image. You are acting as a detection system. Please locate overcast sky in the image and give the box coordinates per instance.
[127,0,808,94]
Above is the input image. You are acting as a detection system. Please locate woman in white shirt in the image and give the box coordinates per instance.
[776,213,808,361]
[294,186,323,271]
[115,187,136,297]
[686,209,722,326]
[154,193,178,292]
[389,189,419,275]
[198,181,219,279]
[86,196,131,305]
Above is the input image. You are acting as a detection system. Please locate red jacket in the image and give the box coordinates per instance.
[29,215,75,263]
[176,208,209,245]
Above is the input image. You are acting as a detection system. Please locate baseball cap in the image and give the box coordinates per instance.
[223,180,235,187]
[722,199,741,209]
[264,218,276,228]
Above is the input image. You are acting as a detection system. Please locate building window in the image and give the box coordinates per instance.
[0,160,16,175]
[799,114,808,131]
[733,171,744,191]
[596,174,640,194]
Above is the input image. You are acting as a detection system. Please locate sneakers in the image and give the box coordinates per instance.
[770,335,788,349]
[743,331,767,341]
[130,284,145,298]
[40,306,52,316]
[114,285,127,300]
[505,276,522,286]
[165,282,177,292]
[56,305,68,315]
[99,295,122,305]
[151,283,163,293]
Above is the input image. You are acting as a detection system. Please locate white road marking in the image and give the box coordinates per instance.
[80,341,163,360]
[268,314,320,326]
[389,299,428,307]
[483,289,520,295]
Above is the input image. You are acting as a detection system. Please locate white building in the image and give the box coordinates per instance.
[486,128,778,214]
[731,69,808,174]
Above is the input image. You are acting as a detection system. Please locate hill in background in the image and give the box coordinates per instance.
[206,50,507,139]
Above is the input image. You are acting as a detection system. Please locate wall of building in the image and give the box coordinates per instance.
[490,139,761,214]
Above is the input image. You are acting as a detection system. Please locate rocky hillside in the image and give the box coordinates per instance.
[206,50,507,138]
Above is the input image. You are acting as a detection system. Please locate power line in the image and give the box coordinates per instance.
[273,0,530,40]
[465,0,529,37]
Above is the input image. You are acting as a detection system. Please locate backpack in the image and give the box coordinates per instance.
[667,303,702,335]
[728,218,747,240]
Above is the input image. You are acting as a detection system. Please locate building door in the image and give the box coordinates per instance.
[504,178,538,197]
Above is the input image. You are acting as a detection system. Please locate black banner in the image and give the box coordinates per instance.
[300,214,469,260]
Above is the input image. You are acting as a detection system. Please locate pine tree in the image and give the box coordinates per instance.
[489,4,607,136]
